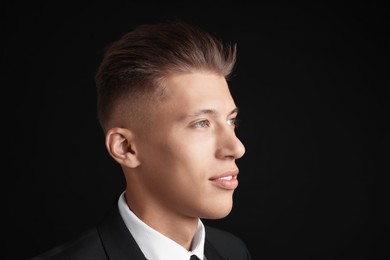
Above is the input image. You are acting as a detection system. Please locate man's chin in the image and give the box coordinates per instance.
[200,202,233,220]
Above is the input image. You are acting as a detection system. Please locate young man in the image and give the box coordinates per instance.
[32,21,251,260]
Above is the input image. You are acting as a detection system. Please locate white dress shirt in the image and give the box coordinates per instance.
[118,191,205,260]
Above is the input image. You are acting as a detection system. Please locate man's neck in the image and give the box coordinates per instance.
[125,191,199,250]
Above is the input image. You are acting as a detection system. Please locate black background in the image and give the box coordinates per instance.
[4,1,388,259]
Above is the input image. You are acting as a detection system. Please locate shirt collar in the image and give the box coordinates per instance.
[118,191,205,260]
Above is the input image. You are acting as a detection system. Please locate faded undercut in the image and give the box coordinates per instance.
[95,20,237,131]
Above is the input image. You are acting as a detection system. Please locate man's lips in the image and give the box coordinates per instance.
[209,170,239,190]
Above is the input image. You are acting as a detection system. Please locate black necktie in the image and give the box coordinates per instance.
[190,255,200,260]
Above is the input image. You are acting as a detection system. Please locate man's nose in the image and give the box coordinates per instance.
[215,126,246,160]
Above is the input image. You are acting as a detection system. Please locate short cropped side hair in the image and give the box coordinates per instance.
[95,21,237,130]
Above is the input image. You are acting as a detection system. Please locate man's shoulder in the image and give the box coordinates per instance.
[30,228,107,260]
[204,225,252,259]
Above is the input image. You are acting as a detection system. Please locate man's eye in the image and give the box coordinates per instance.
[227,118,239,127]
[194,120,210,128]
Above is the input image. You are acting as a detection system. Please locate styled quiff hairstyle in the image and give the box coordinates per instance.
[95,21,237,131]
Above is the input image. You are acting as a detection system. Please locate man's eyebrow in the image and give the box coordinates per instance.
[182,107,239,120]
[230,107,239,116]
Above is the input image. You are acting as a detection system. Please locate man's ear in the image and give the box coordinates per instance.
[105,127,141,168]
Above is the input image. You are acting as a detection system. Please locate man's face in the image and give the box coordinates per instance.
[134,72,245,220]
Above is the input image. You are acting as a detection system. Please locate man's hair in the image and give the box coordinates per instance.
[95,20,237,130]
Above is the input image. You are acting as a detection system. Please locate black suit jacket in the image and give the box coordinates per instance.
[31,204,252,260]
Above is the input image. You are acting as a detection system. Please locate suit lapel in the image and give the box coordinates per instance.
[204,239,228,260]
[97,203,147,260]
